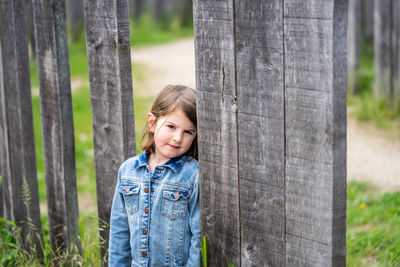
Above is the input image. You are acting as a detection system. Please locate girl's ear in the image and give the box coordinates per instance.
[147,112,156,133]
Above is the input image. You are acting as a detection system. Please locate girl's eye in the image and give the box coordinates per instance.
[167,125,175,130]
[184,130,193,135]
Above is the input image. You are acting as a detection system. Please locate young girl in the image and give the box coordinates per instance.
[108,85,201,267]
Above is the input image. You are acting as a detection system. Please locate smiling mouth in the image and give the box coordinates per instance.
[168,144,179,149]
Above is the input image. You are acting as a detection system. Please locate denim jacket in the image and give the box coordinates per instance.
[108,152,201,267]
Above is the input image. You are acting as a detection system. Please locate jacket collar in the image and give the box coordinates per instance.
[136,152,184,173]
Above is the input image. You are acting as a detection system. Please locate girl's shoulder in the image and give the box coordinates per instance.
[118,153,146,173]
[179,155,199,171]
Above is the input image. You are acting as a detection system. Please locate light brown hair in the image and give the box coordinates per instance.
[140,85,198,160]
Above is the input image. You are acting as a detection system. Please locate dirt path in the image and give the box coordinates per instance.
[132,38,400,192]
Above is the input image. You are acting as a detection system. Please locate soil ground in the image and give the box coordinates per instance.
[132,38,400,192]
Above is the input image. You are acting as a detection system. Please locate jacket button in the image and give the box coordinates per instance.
[157,170,161,174]
[144,208,149,214]
[151,188,154,193]
[144,188,149,193]
[142,252,147,257]
[143,229,147,235]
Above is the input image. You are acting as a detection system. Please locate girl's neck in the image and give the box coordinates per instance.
[148,153,169,172]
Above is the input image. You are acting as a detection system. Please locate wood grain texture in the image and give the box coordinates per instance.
[32,0,81,255]
[84,0,136,263]
[194,0,347,266]
[193,0,241,265]
[284,0,347,266]
[235,1,285,266]
[0,0,42,256]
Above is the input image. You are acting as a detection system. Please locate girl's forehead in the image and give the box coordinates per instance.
[161,109,195,128]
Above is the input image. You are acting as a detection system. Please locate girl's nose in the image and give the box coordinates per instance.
[173,131,183,142]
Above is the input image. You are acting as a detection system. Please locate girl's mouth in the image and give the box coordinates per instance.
[168,144,179,149]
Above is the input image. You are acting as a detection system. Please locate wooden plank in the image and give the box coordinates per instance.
[32,0,81,255]
[83,0,136,263]
[234,0,285,266]
[193,0,241,265]
[347,0,361,94]
[0,0,42,256]
[284,0,347,266]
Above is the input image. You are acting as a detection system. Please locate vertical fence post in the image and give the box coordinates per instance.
[32,0,81,256]
[0,0,42,257]
[84,0,136,264]
[193,1,240,265]
[284,0,347,265]
[194,0,347,266]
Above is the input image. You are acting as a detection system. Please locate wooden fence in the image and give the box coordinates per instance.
[0,0,348,266]
[194,0,347,266]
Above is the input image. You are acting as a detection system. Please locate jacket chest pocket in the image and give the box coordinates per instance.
[119,184,140,214]
[161,189,190,219]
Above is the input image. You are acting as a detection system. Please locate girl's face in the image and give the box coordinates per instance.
[147,109,196,163]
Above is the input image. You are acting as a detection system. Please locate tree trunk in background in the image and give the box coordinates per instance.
[66,0,85,42]
[32,0,81,256]
[361,0,374,52]
[130,0,144,23]
[84,0,136,264]
[374,0,400,109]
[25,0,36,58]
[194,0,347,265]
[348,0,362,94]
[392,1,400,110]
[0,43,3,219]
[374,0,391,101]
[0,0,42,257]
[176,0,193,27]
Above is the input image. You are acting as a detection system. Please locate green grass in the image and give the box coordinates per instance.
[130,13,193,47]
[347,181,400,266]
[347,47,400,137]
[0,213,102,266]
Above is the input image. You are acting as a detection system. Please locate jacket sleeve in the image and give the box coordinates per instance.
[108,166,131,267]
[185,171,201,267]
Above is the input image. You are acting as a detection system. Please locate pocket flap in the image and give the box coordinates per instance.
[163,189,190,201]
[119,184,140,195]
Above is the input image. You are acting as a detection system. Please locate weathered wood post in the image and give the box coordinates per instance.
[348,0,361,94]
[32,0,81,256]
[374,0,400,109]
[83,0,136,264]
[0,0,42,257]
[194,0,348,266]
